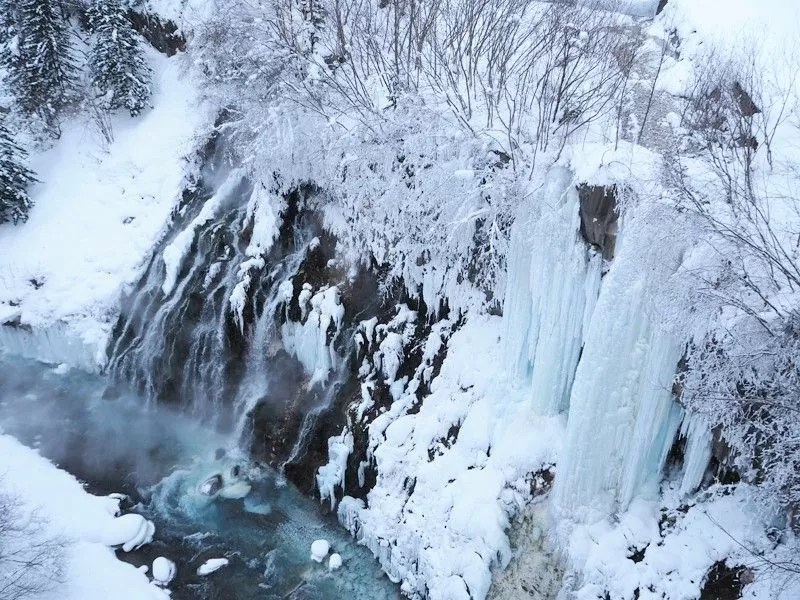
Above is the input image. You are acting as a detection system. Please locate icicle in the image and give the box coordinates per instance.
[502,167,602,416]
[0,321,103,372]
[316,428,354,509]
[679,412,713,495]
[280,284,345,386]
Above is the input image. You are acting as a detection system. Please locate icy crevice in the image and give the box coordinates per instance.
[502,167,602,416]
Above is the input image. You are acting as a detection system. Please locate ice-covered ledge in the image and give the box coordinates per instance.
[0,309,106,372]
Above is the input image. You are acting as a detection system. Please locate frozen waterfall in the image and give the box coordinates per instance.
[502,167,602,416]
[552,204,687,520]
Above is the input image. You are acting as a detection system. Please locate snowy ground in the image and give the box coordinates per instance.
[0,434,166,599]
[566,482,800,600]
[0,51,210,369]
[333,314,565,600]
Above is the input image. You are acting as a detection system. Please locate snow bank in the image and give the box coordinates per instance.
[0,52,211,368]
[566,484,800,600]
[0,434,166,599]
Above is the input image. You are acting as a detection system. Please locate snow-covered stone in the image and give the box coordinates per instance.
[152,557,176,586]
[196,558,229,576]
[310,539,330,562]
[328,553,343,570]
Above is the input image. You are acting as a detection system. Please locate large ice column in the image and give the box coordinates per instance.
[553,206,686,520]
[502,167,602,416]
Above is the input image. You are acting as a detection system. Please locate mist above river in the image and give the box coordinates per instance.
[0,353,399,600]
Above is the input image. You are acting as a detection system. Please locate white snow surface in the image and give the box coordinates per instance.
[567,483,800,600]
[338,315,563,600]
[196,557,229,576]
[0,434,166,599]
[0,53,211,369]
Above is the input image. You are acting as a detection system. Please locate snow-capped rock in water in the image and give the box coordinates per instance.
[196,557,229,576]
[152,557,177,586]
[328,553,343,570]
[310,539,331,563]
[103,512,157,552]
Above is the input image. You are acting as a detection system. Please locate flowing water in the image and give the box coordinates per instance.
[0,353,400,600]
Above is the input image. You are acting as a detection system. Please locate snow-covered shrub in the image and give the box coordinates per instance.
[0,487,65,599]
[190,0,633,313]
[670,53,800,516]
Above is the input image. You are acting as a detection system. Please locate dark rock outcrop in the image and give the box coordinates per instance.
[577,184,619,260]
[128,10,186,56]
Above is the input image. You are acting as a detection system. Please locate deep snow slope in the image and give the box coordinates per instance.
[0,434,165,599]
[0,52,210,370]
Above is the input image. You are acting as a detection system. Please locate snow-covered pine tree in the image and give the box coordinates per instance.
[0,119,36,225]
[10,0,78,130]
[0,0,15,46]
[0,1,21,79]
[89,0,151,116]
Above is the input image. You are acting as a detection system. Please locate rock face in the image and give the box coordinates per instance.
[577,184,619,260]
[127,10,186,56]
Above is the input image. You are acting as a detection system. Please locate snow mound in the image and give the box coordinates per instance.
[196,557,229,576]
[152,557,176,586]
[310,539,330,563]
